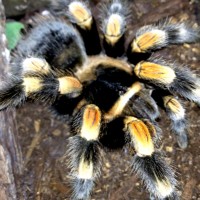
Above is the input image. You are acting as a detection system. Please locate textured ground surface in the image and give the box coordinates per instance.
[10,0,200,199]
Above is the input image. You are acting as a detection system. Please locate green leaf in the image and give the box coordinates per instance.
[5,22,25,50]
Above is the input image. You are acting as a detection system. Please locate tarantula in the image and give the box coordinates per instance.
[1,0,200,199]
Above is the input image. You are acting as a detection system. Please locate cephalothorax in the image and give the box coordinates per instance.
[1,0,200,199]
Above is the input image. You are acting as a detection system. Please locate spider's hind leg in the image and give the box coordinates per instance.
[123,117,178,199]
[152,89,188,149]
[68,104,103,200]
[16,17,86,75]
[101,115,178,199]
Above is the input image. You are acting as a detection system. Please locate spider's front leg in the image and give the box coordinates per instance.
[133,58,200,105]
[127,18,200,64]
[0,18,87,111]
[98,0,130,57]
[52,0,101,55]
[129,18,200,53]
[0,57,82,110]
[68,104,103,200]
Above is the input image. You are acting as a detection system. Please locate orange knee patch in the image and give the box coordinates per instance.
[80,104,101,141]
[22,57,50,74]
[105,14,124,45]
[134,62,176,85]
[132,30,167,53]
[58,76,82,95]
[68,1,92,29]
[124,117,154,156]
[163,96,185,118]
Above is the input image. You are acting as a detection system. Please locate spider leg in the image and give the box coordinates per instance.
[128,90,160,122]
[68,104,103,200]
[129,18,200,54]
[163,95,188,149]
[16,18,86,75]
[53,0,101,55]
[98,0,130,57]
[133,58,200,105]
[123,116,178,199]
[101,115,177,198]
[152,89,188,149]
[0,58,82,110]
[3,19,88,111]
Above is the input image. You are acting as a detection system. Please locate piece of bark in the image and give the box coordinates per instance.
[0,0,23,199]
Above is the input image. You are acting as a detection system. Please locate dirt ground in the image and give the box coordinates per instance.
[11,0,200,199]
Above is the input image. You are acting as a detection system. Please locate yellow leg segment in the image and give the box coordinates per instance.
[134,61,176,85]
[80,104,101,141]
[124,116,155,156]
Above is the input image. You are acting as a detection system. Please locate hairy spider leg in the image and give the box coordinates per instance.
[152,89,188,149]
[0,58,82,110]
[130,18,200,53]
[98,0,130,57]
[124,117,178,199]
[134,59,200,105]
[16,19,86,75]
[127,18,200,64]
[66,0,101,55]
[68,104,103,200]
